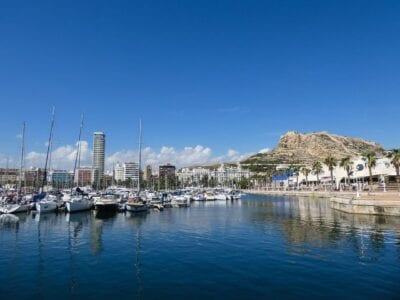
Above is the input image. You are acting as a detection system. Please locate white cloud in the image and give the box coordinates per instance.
[259,148,270,154]
[106,149,136,166]
[5,143,253,171]
[0,154,14,167]
[24,140,91,170]
[105,145,212,169]
[227,149,239,157]
[25,151,46,167]
[210,149,254,164]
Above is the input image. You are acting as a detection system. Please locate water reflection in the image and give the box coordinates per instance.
[249,195,400,261]
[1,195,400,299]
[0,214,20,231]
[132,213,147,299]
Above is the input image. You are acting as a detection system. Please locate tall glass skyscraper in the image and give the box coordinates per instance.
[92,132,105,188]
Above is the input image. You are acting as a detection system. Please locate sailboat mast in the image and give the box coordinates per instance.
[71,114,84,193]
[18,122,26,196]
[42,107,55,191]
[138,119,142,194]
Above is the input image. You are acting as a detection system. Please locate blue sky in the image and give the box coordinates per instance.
[1,0,400,169]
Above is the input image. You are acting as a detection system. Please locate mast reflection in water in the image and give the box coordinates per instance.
[1,194,400,299]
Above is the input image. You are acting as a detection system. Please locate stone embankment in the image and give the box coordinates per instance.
[246,190,400,216]
[245,189,352,198]
[330,195,400,216]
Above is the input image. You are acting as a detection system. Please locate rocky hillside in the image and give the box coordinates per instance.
[242,131,384,165]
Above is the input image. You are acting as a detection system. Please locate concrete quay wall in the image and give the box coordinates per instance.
[330,197,400,216]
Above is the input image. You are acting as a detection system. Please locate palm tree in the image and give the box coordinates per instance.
[340,156,353,190]
[324,155,337,190]
[290,165,301,189]
[362,150,377,187]
[387,149,400,192]
[312,161,323,185]
[301,167,311,187]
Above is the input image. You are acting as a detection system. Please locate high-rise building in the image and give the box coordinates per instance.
[92,132,105,187]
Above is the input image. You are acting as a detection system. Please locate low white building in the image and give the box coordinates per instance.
[288,156,396,189]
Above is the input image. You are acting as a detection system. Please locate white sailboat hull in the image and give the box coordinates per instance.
[0,204,30,214]
[205,195,216,201]
[36,201,58,213]
[126,203,148,212]
[66,199,92,212]
[215,194,228,201]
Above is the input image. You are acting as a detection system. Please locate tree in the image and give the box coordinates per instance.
[324,155,337,190]
[301,167,311,187]
[124,177,133,188]
[312,161,323,184]
[340,156,353,190]
[239,177,250,189]
[387,149,400,192]
[200,175,209,188]
[362,150,377,187]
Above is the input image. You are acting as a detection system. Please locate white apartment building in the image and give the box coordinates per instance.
[114,162,139,182]
[177,164,250,185]
[114,163,124,182]
[124,162,139,181]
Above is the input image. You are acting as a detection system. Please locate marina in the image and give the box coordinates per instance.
[1,194,400,299]
[1,1,400,298]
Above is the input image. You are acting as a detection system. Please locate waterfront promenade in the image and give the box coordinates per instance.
[245,189,400,200]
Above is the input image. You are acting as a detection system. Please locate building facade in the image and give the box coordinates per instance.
[113,162,139,183]
[124,162,139,182]
[92,132,105,187]
[49,170,71,187]
[114,163,125,182]
[24,168,46,188]
[159,164,176,178]
[76,167,92,187]
[0,168,18,186]
[177,164,250,186]
[270,156,398,190]
[143,165,152,181]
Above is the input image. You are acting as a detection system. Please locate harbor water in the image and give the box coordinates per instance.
[1,194,400,299]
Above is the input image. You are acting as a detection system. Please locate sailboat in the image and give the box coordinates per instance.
[36,107,61,213]
[66,114,92,213]
[0,122,30,214]
[126,119,148,213]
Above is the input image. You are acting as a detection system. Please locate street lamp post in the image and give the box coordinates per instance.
[356,170,360,198]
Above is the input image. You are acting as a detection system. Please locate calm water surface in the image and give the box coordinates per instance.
[1,194,400,299]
